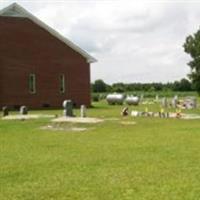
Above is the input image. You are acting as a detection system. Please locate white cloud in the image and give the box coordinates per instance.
[0,0,199,83]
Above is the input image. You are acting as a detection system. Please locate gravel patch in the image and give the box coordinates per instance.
[2,114,55,120]
[181,114,200,120]
[52,117,103,123]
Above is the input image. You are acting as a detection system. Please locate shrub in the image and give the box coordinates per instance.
[92,94,100,102]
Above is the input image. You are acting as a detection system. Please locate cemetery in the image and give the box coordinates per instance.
[0,96,200,199]
[1,95,200,123]
[1,2,200,200]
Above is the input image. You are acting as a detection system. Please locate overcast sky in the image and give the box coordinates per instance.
[1,0,200,83]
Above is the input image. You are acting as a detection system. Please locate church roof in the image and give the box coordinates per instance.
[0,3,97,63]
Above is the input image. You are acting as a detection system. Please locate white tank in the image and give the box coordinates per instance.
[125,96,140,105]
[106,93,124,105]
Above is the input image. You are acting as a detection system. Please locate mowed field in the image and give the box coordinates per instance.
[1,99,200,200]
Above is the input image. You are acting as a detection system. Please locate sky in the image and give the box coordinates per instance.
[0,0,200,84]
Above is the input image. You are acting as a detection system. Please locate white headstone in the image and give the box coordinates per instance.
[80,105,86,118]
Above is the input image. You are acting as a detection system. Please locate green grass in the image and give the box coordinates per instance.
[1,99,200,200]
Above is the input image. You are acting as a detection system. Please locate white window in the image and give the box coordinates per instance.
[59,74,65,94]
[29,73,36,94]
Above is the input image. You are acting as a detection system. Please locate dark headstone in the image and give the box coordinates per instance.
[63,100,73,117]
[20,106,28,115]
[2,106,9,117]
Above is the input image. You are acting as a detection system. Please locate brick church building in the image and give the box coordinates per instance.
[0,3,96,109]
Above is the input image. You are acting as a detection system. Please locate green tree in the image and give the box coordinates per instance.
[112,83,125,93]
[179,78,192,91]
[183,29,200,95]
[92,79,107,93]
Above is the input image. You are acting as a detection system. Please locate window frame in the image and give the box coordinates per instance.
[59,74,65,94]
[29,73,36,94]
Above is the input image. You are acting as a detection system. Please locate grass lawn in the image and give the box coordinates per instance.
[1,99,200,200]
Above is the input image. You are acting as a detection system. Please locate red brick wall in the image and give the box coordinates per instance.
[0,16,91,109]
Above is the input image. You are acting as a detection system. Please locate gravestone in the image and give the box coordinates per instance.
[193,97,197,108]
[140,94,144,102]
[63,100,73,117]
[20,106,28,115]
[80,105,86,118]
[161,97,168,108]
[2,106,9,117]
[172,95,178,108]
[155,95,159,102]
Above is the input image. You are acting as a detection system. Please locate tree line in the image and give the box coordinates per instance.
[91,78,194,93]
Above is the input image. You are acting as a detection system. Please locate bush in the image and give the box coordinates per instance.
[92,94,100,102]
[99,93,107,100]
